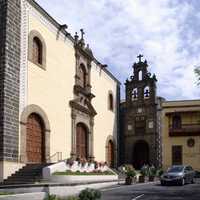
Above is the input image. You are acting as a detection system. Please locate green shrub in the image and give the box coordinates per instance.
[78,188,101,200]
[66,196,79,200]
[44,194,59,200]
[140,166,148,177]
[148,166,157,177]
[124,164,134,172]
[0,192,14,196]
[126,170,136,178]
[156,168,164,177]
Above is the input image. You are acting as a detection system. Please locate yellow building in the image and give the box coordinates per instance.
[162,100,200,171]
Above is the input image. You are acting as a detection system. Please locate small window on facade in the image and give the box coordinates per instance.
[172,115,181,129]
[138,70,142,81]
[33,37,43,65]
[144,86,150,98]
[132,88,138,100]
[108,93,114,111]
[80,64,87,88]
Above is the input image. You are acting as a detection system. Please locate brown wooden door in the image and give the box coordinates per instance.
[172,145,182,165]
[76,123,88,159]
[108,140,114,168]
[26,113,45,163]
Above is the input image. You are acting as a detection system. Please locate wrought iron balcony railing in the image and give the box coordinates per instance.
[169,124,200,136]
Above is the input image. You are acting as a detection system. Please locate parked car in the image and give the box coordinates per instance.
[160,165,195,186]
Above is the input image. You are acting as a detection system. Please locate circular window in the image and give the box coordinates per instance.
[187,138,195,148]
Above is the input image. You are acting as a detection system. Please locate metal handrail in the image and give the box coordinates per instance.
[47,152,62,163]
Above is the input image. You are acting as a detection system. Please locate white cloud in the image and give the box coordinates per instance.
[36,0,200,100]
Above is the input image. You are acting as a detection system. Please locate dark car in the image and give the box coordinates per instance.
[160,165,195,186]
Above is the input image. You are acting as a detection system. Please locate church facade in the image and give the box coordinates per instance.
[0,0,120,182]
[0,0,200,183]
[119,56,163,169]
[120,56,200,171]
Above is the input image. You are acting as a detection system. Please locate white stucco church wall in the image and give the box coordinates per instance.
[0,0,120,182]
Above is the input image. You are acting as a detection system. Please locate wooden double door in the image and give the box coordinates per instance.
[107,140,114,168]
[76,123,88,159]
[26,113,45,163]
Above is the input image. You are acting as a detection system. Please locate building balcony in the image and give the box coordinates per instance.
[169,124,200,136]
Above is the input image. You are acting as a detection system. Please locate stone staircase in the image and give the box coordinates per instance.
[2,163,51,185]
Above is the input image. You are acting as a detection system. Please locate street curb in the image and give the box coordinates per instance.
[101,181,160,192]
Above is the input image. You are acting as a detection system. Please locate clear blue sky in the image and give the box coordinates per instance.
[36,0,200,100]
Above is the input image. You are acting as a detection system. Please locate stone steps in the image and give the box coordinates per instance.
[2,163,51,185]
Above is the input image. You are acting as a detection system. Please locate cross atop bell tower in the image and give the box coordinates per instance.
[137,54,143,63]
[80,28,85,40]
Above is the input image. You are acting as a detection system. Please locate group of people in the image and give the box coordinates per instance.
[65,157,109,173]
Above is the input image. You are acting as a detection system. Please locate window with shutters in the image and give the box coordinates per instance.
[33,37,43,65]
[28,30,46,69]
[108,93,114,111]
[172,115,182,129]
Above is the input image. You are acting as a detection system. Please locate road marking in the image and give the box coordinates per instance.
[132,194,144,200]
[101,185,122,192]
[101,181,159,192]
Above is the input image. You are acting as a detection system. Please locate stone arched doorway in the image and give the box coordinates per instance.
[133,140,149,169]
[76,123,88,159]
[26,113,45,163]
[107,140,114,168]
[20,104,50,164]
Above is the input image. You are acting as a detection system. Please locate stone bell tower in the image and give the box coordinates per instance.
[120,55,160,169]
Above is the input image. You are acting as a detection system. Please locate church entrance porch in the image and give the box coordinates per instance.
[133,140,149,169]
[26,113,45,163]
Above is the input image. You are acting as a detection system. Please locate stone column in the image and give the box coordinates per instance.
[45,130,50,163]
[20,122,27,163]
[71,110,77,159]
[89,118,95,161]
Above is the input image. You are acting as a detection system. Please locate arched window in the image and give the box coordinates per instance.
[28,30,46,69]
[108,93,114,111]
[138,70,143,81]
[80,64,87,88]
[132,88,138,100]
[172,115,181,129]
[144,86,150,98]
[33,37,43,65]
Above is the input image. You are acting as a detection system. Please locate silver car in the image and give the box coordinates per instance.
[160,165,195,186]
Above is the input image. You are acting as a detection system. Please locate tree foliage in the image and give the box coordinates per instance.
[194,67,200,85]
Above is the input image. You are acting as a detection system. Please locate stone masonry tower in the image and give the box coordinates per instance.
[120,55,159,169]
[0,0,21,164]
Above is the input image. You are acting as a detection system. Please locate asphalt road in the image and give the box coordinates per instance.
[100,179,200,200]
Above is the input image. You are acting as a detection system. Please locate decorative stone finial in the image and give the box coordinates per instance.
[74,32,79,42]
